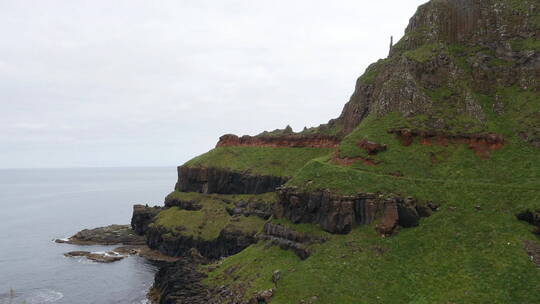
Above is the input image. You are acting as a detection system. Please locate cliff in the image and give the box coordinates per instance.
[134,1,540,303]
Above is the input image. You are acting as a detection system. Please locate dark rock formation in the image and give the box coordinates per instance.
[55,224,145,245]
[64,251,126,263]
[322,0,540,137]
[146,226,258,259]
[276,188,434,235]
[225,200,274,220]
[152,258,210,304]
[259,223,326,259]
[164,197,202,210]
[216,134,340,148]
[517,209,540,235]
[131,205,163,235]
[175,166,287,195]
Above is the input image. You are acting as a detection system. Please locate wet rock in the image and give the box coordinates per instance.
[55,224,145,245]
[64,251,126,263]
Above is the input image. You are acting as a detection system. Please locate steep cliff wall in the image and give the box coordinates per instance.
[276,187,435,234]
[146,226,257,259]
[175,166,287,195]
[327,0,540,136]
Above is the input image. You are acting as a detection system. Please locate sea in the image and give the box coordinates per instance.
[0,167,177,304]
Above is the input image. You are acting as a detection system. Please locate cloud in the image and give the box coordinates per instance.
[0,0,427,168]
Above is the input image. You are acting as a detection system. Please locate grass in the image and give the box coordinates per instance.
[191,10,540,302]
[183,147,334,177]
[510,38,540,53]
[154,192,270,240]
[404,43,442,63]
[203,165,540,303]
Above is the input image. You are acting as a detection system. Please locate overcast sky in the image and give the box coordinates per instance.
[1,0,427,169]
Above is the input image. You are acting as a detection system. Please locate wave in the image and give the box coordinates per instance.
[26,289,64,303]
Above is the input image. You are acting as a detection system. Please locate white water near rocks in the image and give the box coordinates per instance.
[0,167,176,304]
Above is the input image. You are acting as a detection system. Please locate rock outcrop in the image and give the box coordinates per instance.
[225,200,274,220]
[216,134,340,148]
[325,0,540,137]
[151,258,211,304]
[131,205,163,235]
[276,187,435,234]
[146,226,258,259]
[64,251,126,263]
[55,224,146,245]
[175,166,287,195]
[259,223,326,259]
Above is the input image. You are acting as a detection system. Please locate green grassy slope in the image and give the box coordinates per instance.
[183,147,333,177]
[203,173,540,303]
[152,191,275,240]
[174,3,540,302]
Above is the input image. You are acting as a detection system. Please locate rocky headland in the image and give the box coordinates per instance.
[58,0,540,303]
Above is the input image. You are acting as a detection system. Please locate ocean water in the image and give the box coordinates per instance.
[0,167,177,304]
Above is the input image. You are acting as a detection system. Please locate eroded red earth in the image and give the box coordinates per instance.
[388,128,504,158]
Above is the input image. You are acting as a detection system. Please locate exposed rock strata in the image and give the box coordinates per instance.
[175,166,287,195]
[152,258,211,304]
[225,200,274,220]
[388,128,504,158]
[259,223,326,259]
[326,0,540,136]
[276,187,434,234]
[131,205,163,235]
[216,134,340,148]
[146,226,258,259]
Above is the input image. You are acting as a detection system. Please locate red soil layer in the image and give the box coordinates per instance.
[388,129,504,158]
[216,134,340,149]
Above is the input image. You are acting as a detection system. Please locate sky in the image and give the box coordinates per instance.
[0,0,427,169]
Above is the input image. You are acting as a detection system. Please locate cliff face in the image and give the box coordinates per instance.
[146,226,257,259]
[276,188,434,234]
[330,0,540,136]
[143,1,540,302]
[175,166,287,195]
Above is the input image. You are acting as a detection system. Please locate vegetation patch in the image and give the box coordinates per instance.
[154,192,270,240]
[184,146,333,177]
[404,43,442,63]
